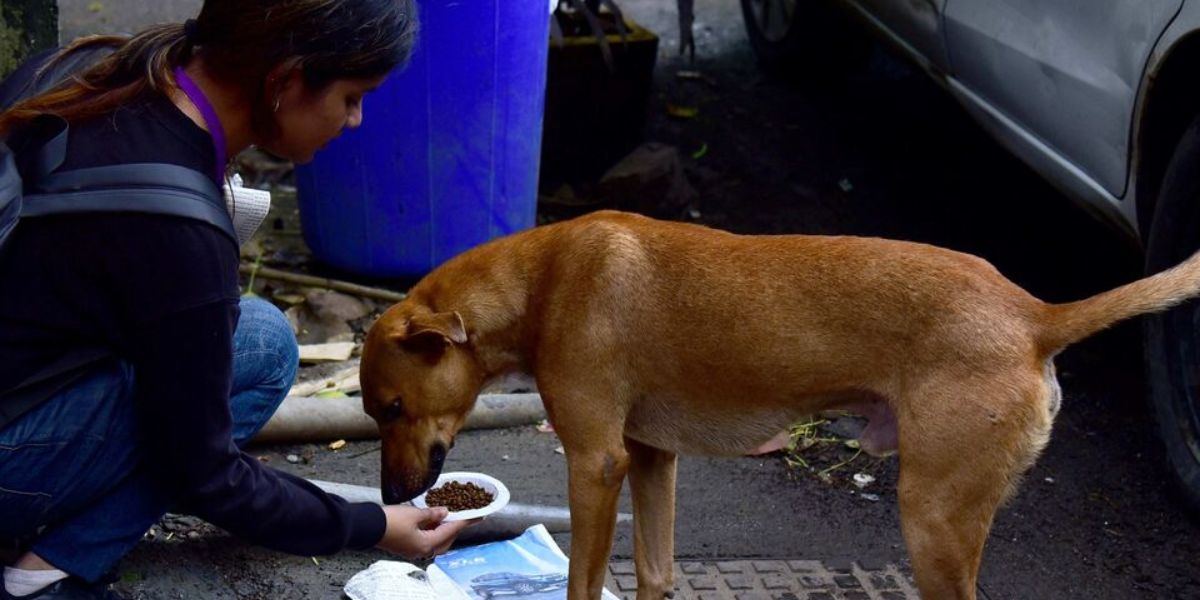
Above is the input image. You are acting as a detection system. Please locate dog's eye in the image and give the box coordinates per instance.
[383,400,404,422]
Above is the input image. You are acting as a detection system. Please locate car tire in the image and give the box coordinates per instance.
[513,582,537,594]
[1143,112,1200,515]
[737,0,870,76]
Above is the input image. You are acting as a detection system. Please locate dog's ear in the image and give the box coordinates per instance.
[392,311,469,346]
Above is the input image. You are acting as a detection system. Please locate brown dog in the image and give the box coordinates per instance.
[360,210,1200,600]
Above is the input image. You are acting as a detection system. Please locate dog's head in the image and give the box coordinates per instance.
[361,303,483,504]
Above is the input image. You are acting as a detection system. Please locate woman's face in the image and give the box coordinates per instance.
[264,71,388,163]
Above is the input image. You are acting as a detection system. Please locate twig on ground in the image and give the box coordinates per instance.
[819,449,863,477]
[238,264,407,303]
[347,445,382,459]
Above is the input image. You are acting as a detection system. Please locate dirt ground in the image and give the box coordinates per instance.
[47,0,1200,598]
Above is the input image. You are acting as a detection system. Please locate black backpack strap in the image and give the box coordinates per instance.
[29,163,221,194]
[20,163,238,246]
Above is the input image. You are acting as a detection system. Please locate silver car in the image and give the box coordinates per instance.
[740,0,1200,510]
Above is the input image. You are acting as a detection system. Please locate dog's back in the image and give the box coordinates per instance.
[538,212,1042,382]
[546,209,1200,365]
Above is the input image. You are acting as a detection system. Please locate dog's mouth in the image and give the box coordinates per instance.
[381,442,449,504]
[382,469,442,504]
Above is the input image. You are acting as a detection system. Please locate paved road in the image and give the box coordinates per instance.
[58,0,199,43]
[51,0,1200,598]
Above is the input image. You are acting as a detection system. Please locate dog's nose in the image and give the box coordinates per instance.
[430,443,447,472]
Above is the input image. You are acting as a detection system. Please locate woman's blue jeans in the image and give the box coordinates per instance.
[0,298,298,582]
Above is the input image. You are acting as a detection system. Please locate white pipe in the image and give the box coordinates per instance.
[253,393,546,444]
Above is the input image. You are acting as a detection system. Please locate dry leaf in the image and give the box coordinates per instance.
[666,103,699,119]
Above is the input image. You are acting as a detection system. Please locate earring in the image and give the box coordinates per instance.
[273,97,282,113]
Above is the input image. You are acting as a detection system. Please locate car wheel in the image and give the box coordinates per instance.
[737,0,869,76]
[1144,112,1200,514]
[513,582,537,594]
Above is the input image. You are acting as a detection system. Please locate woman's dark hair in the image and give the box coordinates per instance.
[0,0,418,136]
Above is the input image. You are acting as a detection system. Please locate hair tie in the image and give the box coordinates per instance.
[183,19,201,42]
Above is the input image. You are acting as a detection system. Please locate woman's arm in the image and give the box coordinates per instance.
[116,218,386,554]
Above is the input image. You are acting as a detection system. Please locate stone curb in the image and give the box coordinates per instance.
[605,560,921,600]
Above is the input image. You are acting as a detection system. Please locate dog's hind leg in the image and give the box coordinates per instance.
[625,436,678,599]
[895,373,1054,600]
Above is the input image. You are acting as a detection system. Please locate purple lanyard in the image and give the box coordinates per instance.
[173,66,228,182]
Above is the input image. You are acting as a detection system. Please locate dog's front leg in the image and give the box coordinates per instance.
[563,440,629,600]
[626,436,677,599]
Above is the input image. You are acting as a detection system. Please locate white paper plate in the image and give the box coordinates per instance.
[411,471,510,521]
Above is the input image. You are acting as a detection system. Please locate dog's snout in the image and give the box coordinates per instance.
[381,475,436,505]
[378,441,451,505]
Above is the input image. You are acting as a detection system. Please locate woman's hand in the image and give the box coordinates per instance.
[376,504,476,560]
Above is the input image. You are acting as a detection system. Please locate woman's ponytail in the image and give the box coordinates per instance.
[0,24,194,135]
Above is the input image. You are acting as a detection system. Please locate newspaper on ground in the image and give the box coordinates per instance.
[343,561,460,600]
[344,524,620,600]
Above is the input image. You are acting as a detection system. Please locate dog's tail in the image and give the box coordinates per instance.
[1037,249,1200,354]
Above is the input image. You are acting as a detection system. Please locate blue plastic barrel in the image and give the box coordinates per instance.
[295,0,551,278]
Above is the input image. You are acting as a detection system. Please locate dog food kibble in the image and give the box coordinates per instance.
[424,481,494,511]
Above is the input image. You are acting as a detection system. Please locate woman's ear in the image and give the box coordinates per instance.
[264,57,303,110]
